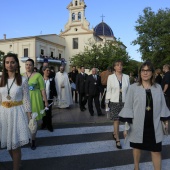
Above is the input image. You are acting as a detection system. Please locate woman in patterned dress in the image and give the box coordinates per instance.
[22,59,48,150]
[105,60,130,149]
[0,53,32,170]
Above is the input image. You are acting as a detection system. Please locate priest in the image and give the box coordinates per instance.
[55,65,73,108]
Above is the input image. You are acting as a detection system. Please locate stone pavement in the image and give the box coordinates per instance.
[52,102,112,125]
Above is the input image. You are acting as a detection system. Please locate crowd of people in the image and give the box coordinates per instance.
[0,53,170,170]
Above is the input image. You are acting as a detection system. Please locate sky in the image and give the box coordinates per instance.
[0,0,170,61]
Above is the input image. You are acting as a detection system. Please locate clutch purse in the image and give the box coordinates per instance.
[161,121,168,136]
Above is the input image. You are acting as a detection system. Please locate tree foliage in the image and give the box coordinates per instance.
[70,40,131,72]
[132,7,170,67]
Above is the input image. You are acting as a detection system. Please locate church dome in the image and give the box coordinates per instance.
[94,22,114,37]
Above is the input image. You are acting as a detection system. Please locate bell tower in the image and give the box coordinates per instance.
[64,0,90,31]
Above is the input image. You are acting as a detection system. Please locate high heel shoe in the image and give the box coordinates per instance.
[116,141,122,149]
[112,133,116,140]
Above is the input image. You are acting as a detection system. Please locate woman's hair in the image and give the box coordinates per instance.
[0,53,22,87]
[42,66,50,72]
[138,61,155,86]
[155,68,161,75]
[26,58,34,66]
[113,60,123,67]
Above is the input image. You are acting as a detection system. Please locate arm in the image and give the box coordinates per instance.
[38,74,48,107]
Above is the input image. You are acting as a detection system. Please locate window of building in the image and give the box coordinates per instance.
[59,53,61,59]
[72,13,75,21]
[24,48,28,57]
[75,1,78,6]
[78,12,81,20]
[73,38,78,49]
[51,52,54,57]
[41,49,44,55]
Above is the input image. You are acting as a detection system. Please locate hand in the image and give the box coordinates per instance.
[45,101,48,108]
[123,130,128,139]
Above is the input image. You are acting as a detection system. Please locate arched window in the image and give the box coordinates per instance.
[75,1,78,6]
[78,12,81,20]
[72,13,75,21]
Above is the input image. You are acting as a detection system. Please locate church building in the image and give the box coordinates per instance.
[0,0,124,73]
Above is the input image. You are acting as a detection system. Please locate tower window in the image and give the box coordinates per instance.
[75,1,78,6]
[78,12,81,20]
[72,13,75,21]
[73,38,78,49]
[24,48,28,57]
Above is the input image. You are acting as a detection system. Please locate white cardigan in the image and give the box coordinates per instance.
[105,74,130,102]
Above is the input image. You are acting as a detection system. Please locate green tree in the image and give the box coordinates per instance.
[0,50,5,72]
[70,40,131,72]
[132,7,170,67]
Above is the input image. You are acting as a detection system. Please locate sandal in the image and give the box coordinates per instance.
[116,141,122,149]
[112,133,116,140]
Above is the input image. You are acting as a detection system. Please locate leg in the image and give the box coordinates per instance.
[113,120,121,149]
[82,93,87,109]
[151,152,161,170]
[94,94,102,115]
[88,95,94,115]
[79,93,84,111]
[75,91,78,103]
[10,148,21,170]
[133,148,141,170]
[46,103,53,132]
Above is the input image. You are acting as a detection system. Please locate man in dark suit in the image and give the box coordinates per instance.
[85,68,104,116]
[76,66,88,111]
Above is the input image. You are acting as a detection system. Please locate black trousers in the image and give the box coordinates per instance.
[88,94,102,115]
[79,93,87,110]
[42,100,53,128]
[72,89,78,102]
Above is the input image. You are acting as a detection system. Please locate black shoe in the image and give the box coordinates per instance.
[90,112,94,116]
[31,140,36,150]
[83,107,86,110]
[98,113,105,116]
[47,127,53,132]
[80,108,85,111]
[116,141,122,149]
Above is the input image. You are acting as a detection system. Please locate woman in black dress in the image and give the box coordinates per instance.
[119,61,170,170]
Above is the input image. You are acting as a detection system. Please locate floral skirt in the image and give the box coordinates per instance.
[109,92,124,120]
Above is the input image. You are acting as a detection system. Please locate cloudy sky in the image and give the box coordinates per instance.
[0,0,169,61]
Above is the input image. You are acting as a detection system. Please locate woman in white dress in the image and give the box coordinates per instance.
[0,53,32,170]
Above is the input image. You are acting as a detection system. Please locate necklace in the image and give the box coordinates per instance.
[115,74,122,92]
[6,78,16,100]
[146,92,152,111]
[26,72,33,81]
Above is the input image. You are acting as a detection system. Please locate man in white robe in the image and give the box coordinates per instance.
[55,66,73,108]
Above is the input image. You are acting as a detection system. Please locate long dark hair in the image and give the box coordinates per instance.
[0,53,22,87]
[138,61,155,86]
